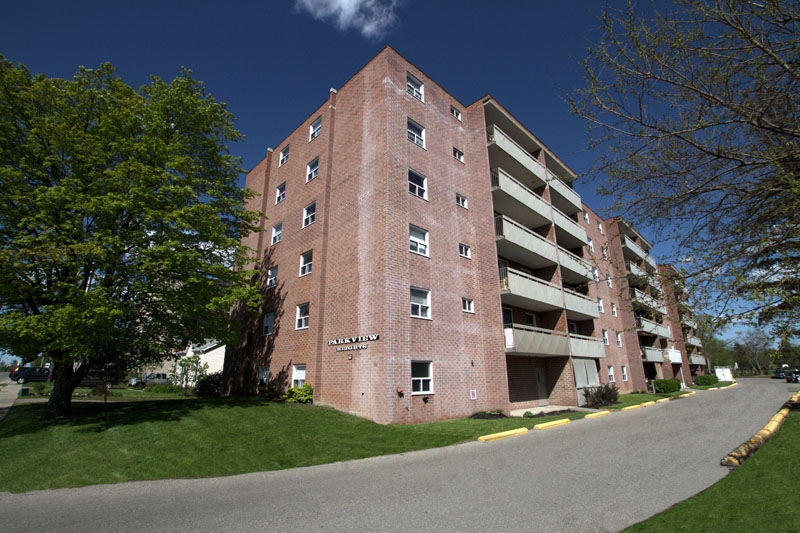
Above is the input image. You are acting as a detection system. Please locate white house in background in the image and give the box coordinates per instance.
[184,340,225,374]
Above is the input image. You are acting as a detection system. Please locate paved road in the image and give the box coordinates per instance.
[2,379,797,532]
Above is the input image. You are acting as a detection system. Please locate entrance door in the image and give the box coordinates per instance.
[536,367,548,405]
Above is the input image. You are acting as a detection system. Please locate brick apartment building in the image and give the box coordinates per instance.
[223,46,705,423]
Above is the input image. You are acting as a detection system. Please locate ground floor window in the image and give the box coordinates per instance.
[411,361,432,394]
[292,364,306,387]
[622,365,628,382]
[607,365,615,382]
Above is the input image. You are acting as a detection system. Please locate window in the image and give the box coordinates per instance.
[461,298,474,313]
[453,147,464,162]
[292,364,306,387]
[406,73,423,101]
[450,106,462,120]
[568,321,578,334]
[622,365,629,382]
[456,193,468,208]
[295,304,309,330]
[303,202,316,228]
[525,313,537,327]
[279,146,289,166]
[271,222,282,245]
[597,297,604,313]
[262,312,275,336]
[616,332,623,347]
[411,361,432,393]
[592,267,600,282]
[409,225,429,256]
[583,211,589,224]
[458,243,471,259]
[611,302,618,317]
[602,246,608,260]
[607,276,613,288]
[588,237,594,253]
[299,250,313,276]
[598,221,604,234]
[407,119,425,148]
[267,266,278,288]
[275,182,286,204]
[410,287,430,318]
[307,158,319,182]
[607,365,615,382]
[309,117,321,140]
[408,169,427,199]
[602,329,609,345]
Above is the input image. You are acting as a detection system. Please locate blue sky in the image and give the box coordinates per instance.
[1,0,614,210]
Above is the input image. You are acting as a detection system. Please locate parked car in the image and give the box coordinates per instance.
[785,370,800,383]
[145,373,171,385]
[78,375,115,388]
[772,369,787,379]
[12,367,50,384]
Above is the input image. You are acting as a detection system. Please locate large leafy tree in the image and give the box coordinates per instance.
[572,0,800,334]
[0,58,261,415]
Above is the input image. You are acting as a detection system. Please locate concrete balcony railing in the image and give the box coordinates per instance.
[642,346,663,362]
[627,262,662,292]
[487,125,547,185]
[645,254,658,270]
[495,215,559,266]
[569,333,605,359]
[490,168,551,227]
[622,235,646,261]
[682,316,698,329]
[546,169,582,215]
[686,335,703,347]
[665,349,683,364]
[500,267,564,310]
[631,288,667,315]
[637,316,670,338]
[504,324,570,356]
[563,287,600,320]
[558,247,593,282]
[689,355,707,365]
[552,205,588,249]
[627,261,648,277]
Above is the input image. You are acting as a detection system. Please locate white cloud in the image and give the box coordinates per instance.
[294,0,401,40]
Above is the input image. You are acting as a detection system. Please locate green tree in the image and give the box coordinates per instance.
[571,0,800,334]
[732,329,773,375]
[0,58,261,416]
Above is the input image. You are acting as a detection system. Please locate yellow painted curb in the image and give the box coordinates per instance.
[622,404,642,411]
[585,411,611,419]
[708,387,719,390]
[640,401,656,407]
[534,418,571,430]
[478,427,528,442]
[684,391,696,396]
[721,392,797,467]
[656,398,671,403]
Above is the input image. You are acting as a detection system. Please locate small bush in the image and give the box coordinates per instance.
[281,383,313,403]
[145,383,184,394]
[583,383,619,408]
[694,374,719,386]
[259,382,282,400]
[196,372,223,398]
[653,378,681,393]
[30,382,47,396]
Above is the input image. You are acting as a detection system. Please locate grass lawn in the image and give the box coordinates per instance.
[0,398,585,493]
[626,409,800,532]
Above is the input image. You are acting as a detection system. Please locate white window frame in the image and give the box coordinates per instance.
[602,329,609,345]
[262,312,275,336]
[411,361,432,394]
[279,146,289,166]
[309,117,321,141]
[292,364,306,387]
[607,277,613,288]
[592,267,599,282]
[303,202,316,228]
[267,266,278,288]
[406,73,423,101]
[622,365,629,382]
[409,225,429,256]
[583,211,590,224]
[598,297,604,313]
[611,302,618,317]
[456,193,468,209]
[607,365,615,382]
[461,298,474,313]
[525,313,537,327]
[453,147,464,163]
[588,237,594,253]
[275,182,286,204]
[408,169,427,199]
[295,304,310,330]
[458,243,471,259]
[307,157,319,182]
[410,287,430,319]
[450,106,462,121]
[271,222,282,245]
[602,246,608,260]
[598,221,604,234]
[616,332,623,347]
[407,118,425,148]
[299,250,313,276]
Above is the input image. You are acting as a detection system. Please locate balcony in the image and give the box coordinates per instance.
[500,267,564,312]
[690,355,707,365]
[627,262,661,292]
[495,215,559,268]
[490,168,550,230]
[641,346,663,362]
[504,324,570,356]
[631,288,667,314]
[665,349,683,364]
[682,316,698,329]
[622,235,646,262]
[546,170,581,215]
[486,125,547,188]
[637,316,670,338]
[569,333,605,359]
[686,335,703,347]
[645,254,658,270]
[552,205,587,250]
[563,287,600,320]
[558,247,593,284]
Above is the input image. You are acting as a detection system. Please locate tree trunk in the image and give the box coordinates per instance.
[47,362,80,417]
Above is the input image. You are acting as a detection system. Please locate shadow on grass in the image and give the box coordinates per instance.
[0,397,272,438]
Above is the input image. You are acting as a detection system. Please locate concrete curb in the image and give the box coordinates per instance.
[478,427,528,442]
[533,418,570,430]
[585,410,610,419]
[720,391,800,467]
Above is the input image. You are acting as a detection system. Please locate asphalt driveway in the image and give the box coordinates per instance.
[1,378,797,532]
